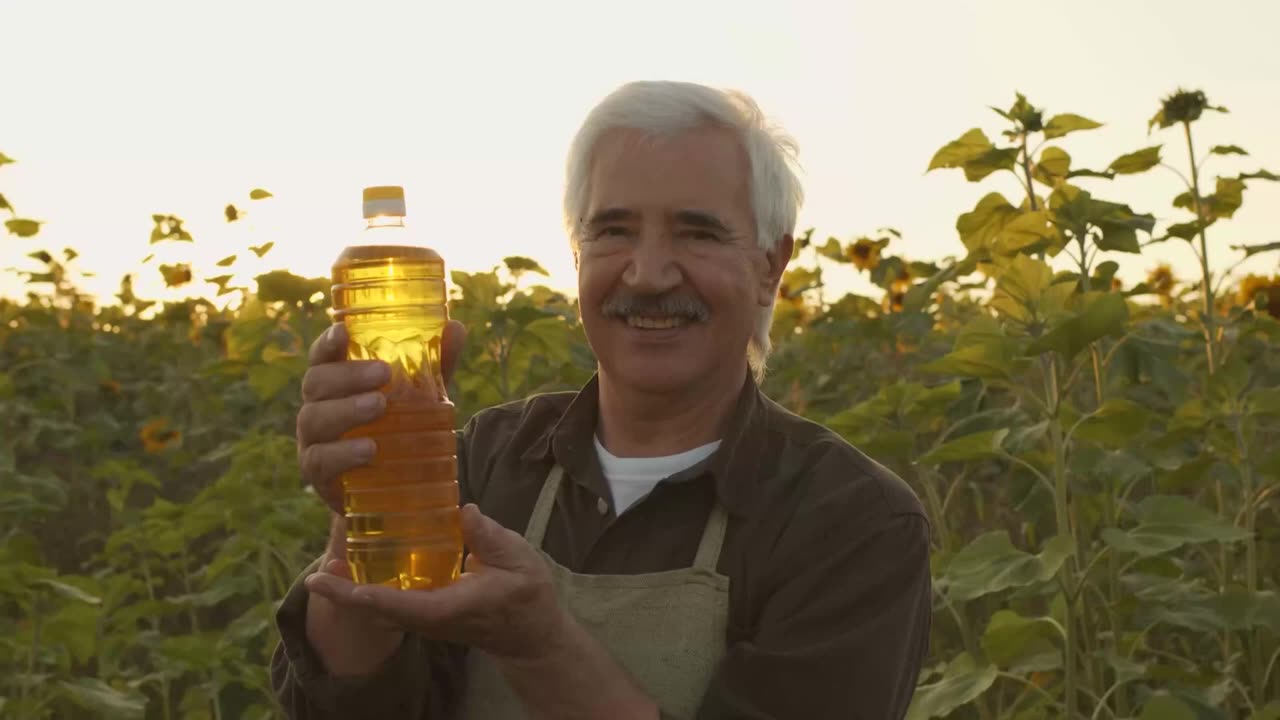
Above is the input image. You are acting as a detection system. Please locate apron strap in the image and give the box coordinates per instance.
[692,502,730,573]
[524,464,564,548]
[525,463,729,573]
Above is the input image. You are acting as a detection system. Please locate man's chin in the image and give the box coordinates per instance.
[598,358,703,395]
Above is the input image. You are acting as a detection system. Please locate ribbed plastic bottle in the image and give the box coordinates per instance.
[329,185,462,590]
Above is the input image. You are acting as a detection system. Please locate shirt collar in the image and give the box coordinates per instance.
[520,371,769,518]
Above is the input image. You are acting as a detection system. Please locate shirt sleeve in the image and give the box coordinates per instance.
[696,499,933,720]
[268,426,477,719]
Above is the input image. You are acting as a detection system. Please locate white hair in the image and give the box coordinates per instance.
[562,80,805,381]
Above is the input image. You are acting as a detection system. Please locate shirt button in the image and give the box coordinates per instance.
[596,497,609,515]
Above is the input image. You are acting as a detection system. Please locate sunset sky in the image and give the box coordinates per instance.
[3,0,1278,307]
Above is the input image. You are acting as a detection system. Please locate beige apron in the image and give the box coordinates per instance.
[460,464,731,719]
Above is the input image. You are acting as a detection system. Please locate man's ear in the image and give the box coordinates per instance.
[759,234,794,307]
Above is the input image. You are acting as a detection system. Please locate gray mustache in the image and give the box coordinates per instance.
[601,294,709,322]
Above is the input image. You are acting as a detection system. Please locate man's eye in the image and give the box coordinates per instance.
[683,229,721,242]
[594,226,628,240]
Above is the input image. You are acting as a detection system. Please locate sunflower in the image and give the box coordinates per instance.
[140,418,181,454]
[883,288,906,314]
[1238,274,1280,319]
[846,238,882,271]
[1146,264,1177,307]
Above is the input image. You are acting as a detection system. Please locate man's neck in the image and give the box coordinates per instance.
[594,363,747,459]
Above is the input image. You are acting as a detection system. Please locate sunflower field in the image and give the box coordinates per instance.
[2,89,1279,719]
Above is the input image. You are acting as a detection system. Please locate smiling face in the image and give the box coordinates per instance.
[575,125,789,394]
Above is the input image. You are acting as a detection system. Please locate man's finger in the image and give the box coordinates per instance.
[441,320,467,386]
[301,360,390,402]
[350,570,496,629]
[458,503,528,570]
[300,438,376,503]
[305,571,406,632]
[309,323,348,366]
[297,392,386,445]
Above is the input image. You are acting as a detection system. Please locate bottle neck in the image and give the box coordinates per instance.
[366,215,405,229]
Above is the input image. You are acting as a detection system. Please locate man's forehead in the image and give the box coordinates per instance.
[586,126,751,213]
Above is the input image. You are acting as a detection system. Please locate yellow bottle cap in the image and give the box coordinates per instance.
[363,185,406,218]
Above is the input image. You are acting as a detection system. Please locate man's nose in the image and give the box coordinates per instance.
[622,233,682,294]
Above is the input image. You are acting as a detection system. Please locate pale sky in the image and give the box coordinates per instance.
[3,0,1278,307]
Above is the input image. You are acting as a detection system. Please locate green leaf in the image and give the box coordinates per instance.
[149,214,193,243]
[225,204,241,222]
[32,577,102,604]
[1139,694,1195,720]
[928,128,995,173]
[503,255,549,277]
[0,151,14,166]
[1248,387,1280,416]
[205,274,236,296]
[249,188,273,199]
[939,532,1073,603]
[216,254,237,266]
[44,601,102,664]
[1241,169,1279,181]
[254,270,328,305]
[5,218,41,237]
[994,254,1053,308]
[920,429,1009,465]
[249,361,301,400]
[1073,399,1154,448]
[1249,702,1280,720]
[1037,147,1071,178]
[905,654,998,720]
[1203,176,1245,219]
[1043,113,1102,139]
[250,241,274,257]
[981,610,1063,669]
[1236,241,1280,258]
[817,237,846,262]
[1025,292,1128,360]
[920,333,1023,380]
[0,192,10,211]
[1210,145,1247,156]
[159,263,193,287]
[1102,494,1252,557]
[57,677,146,719]
[964,147,1020,182]
[1162,221,1205,241]
[902,253,979,314]
[956,193,1023,252]
[1108,146,1162,175]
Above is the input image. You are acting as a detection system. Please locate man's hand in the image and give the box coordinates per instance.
[297,320,467,514]
[295,318,466,678]
[305,503,567,659]
[305,504,660,719]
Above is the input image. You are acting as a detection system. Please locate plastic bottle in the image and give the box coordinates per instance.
[329,185,462,590]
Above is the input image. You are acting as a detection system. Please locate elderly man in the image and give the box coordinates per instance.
[271,80,932,719]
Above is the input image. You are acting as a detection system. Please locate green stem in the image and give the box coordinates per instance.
[1021,135,1039,212]
[917,468,951,553]
[141,555,174,720]
[1183,120,1215,374]
[1182,119,1233,689]
[1104,493,1128,717]
[1235,416,1263,707]
[21,594,43,717]
[1046,361,1080,719]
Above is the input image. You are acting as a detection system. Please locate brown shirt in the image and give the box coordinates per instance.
[271,373,933,719]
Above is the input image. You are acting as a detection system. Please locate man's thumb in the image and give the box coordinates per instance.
[460,504,521,568]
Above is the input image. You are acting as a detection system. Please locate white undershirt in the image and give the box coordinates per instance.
[593,435,722,515]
